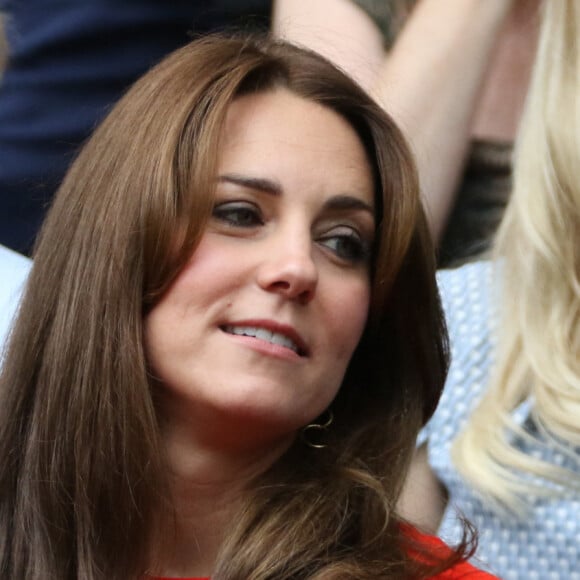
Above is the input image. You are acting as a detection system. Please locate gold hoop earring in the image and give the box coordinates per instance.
[301,410,334,449]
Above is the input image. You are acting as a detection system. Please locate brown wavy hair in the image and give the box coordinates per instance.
[0,35,462,579]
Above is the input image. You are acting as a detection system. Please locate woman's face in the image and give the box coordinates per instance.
[145,89,375,448]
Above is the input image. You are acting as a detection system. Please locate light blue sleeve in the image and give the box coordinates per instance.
[0,245,32,357]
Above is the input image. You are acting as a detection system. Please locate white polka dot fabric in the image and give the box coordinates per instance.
[421,261,580,579]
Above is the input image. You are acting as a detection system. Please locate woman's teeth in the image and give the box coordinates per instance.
[224,325,299,353]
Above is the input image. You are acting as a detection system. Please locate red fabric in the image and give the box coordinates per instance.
[405,526,498,579]
[149,527,498,579]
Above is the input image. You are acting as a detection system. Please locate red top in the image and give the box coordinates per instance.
[150,528,498,579]
[407,529,497,578]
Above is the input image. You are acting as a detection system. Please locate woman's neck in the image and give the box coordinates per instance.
[155,477,239,578]
[151,415,293,577]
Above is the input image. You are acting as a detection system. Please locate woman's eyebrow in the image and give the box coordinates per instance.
[322,195,375,219]
[218,173,282,196]
[218,174,374,220]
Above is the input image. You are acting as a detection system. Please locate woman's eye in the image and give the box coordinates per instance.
[212,202,263,228]
[319,228,371,264]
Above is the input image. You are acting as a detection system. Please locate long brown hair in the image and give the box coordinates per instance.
[0,35,458,579]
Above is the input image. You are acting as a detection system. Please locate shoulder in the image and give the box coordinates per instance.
[0,245,31,353]
[436,260,495,329]
[438,260,496,379]
[437,261,497,380]
[420,262,496,443]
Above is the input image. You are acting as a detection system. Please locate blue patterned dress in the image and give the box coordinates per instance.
[422,261,580,579]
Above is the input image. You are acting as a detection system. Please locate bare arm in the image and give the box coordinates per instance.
[397,443,447,533]
[272,0,515,241]
[376,0,514,240]
[272,0,385,91]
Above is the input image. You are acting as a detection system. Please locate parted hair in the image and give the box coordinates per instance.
[0,35,460,578]
[453,0,580,511]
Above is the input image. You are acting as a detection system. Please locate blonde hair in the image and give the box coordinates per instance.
[453,0,580,511]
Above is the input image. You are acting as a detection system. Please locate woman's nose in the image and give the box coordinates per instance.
[256,235,318,304]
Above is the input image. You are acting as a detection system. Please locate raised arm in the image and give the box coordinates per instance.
[272,0,385,91]
[272,0,515,241]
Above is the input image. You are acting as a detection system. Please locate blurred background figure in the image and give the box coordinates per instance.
[398,1,580,578]
[274,0,539,266]
[1,0,537,267]
[0,0,270,254]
